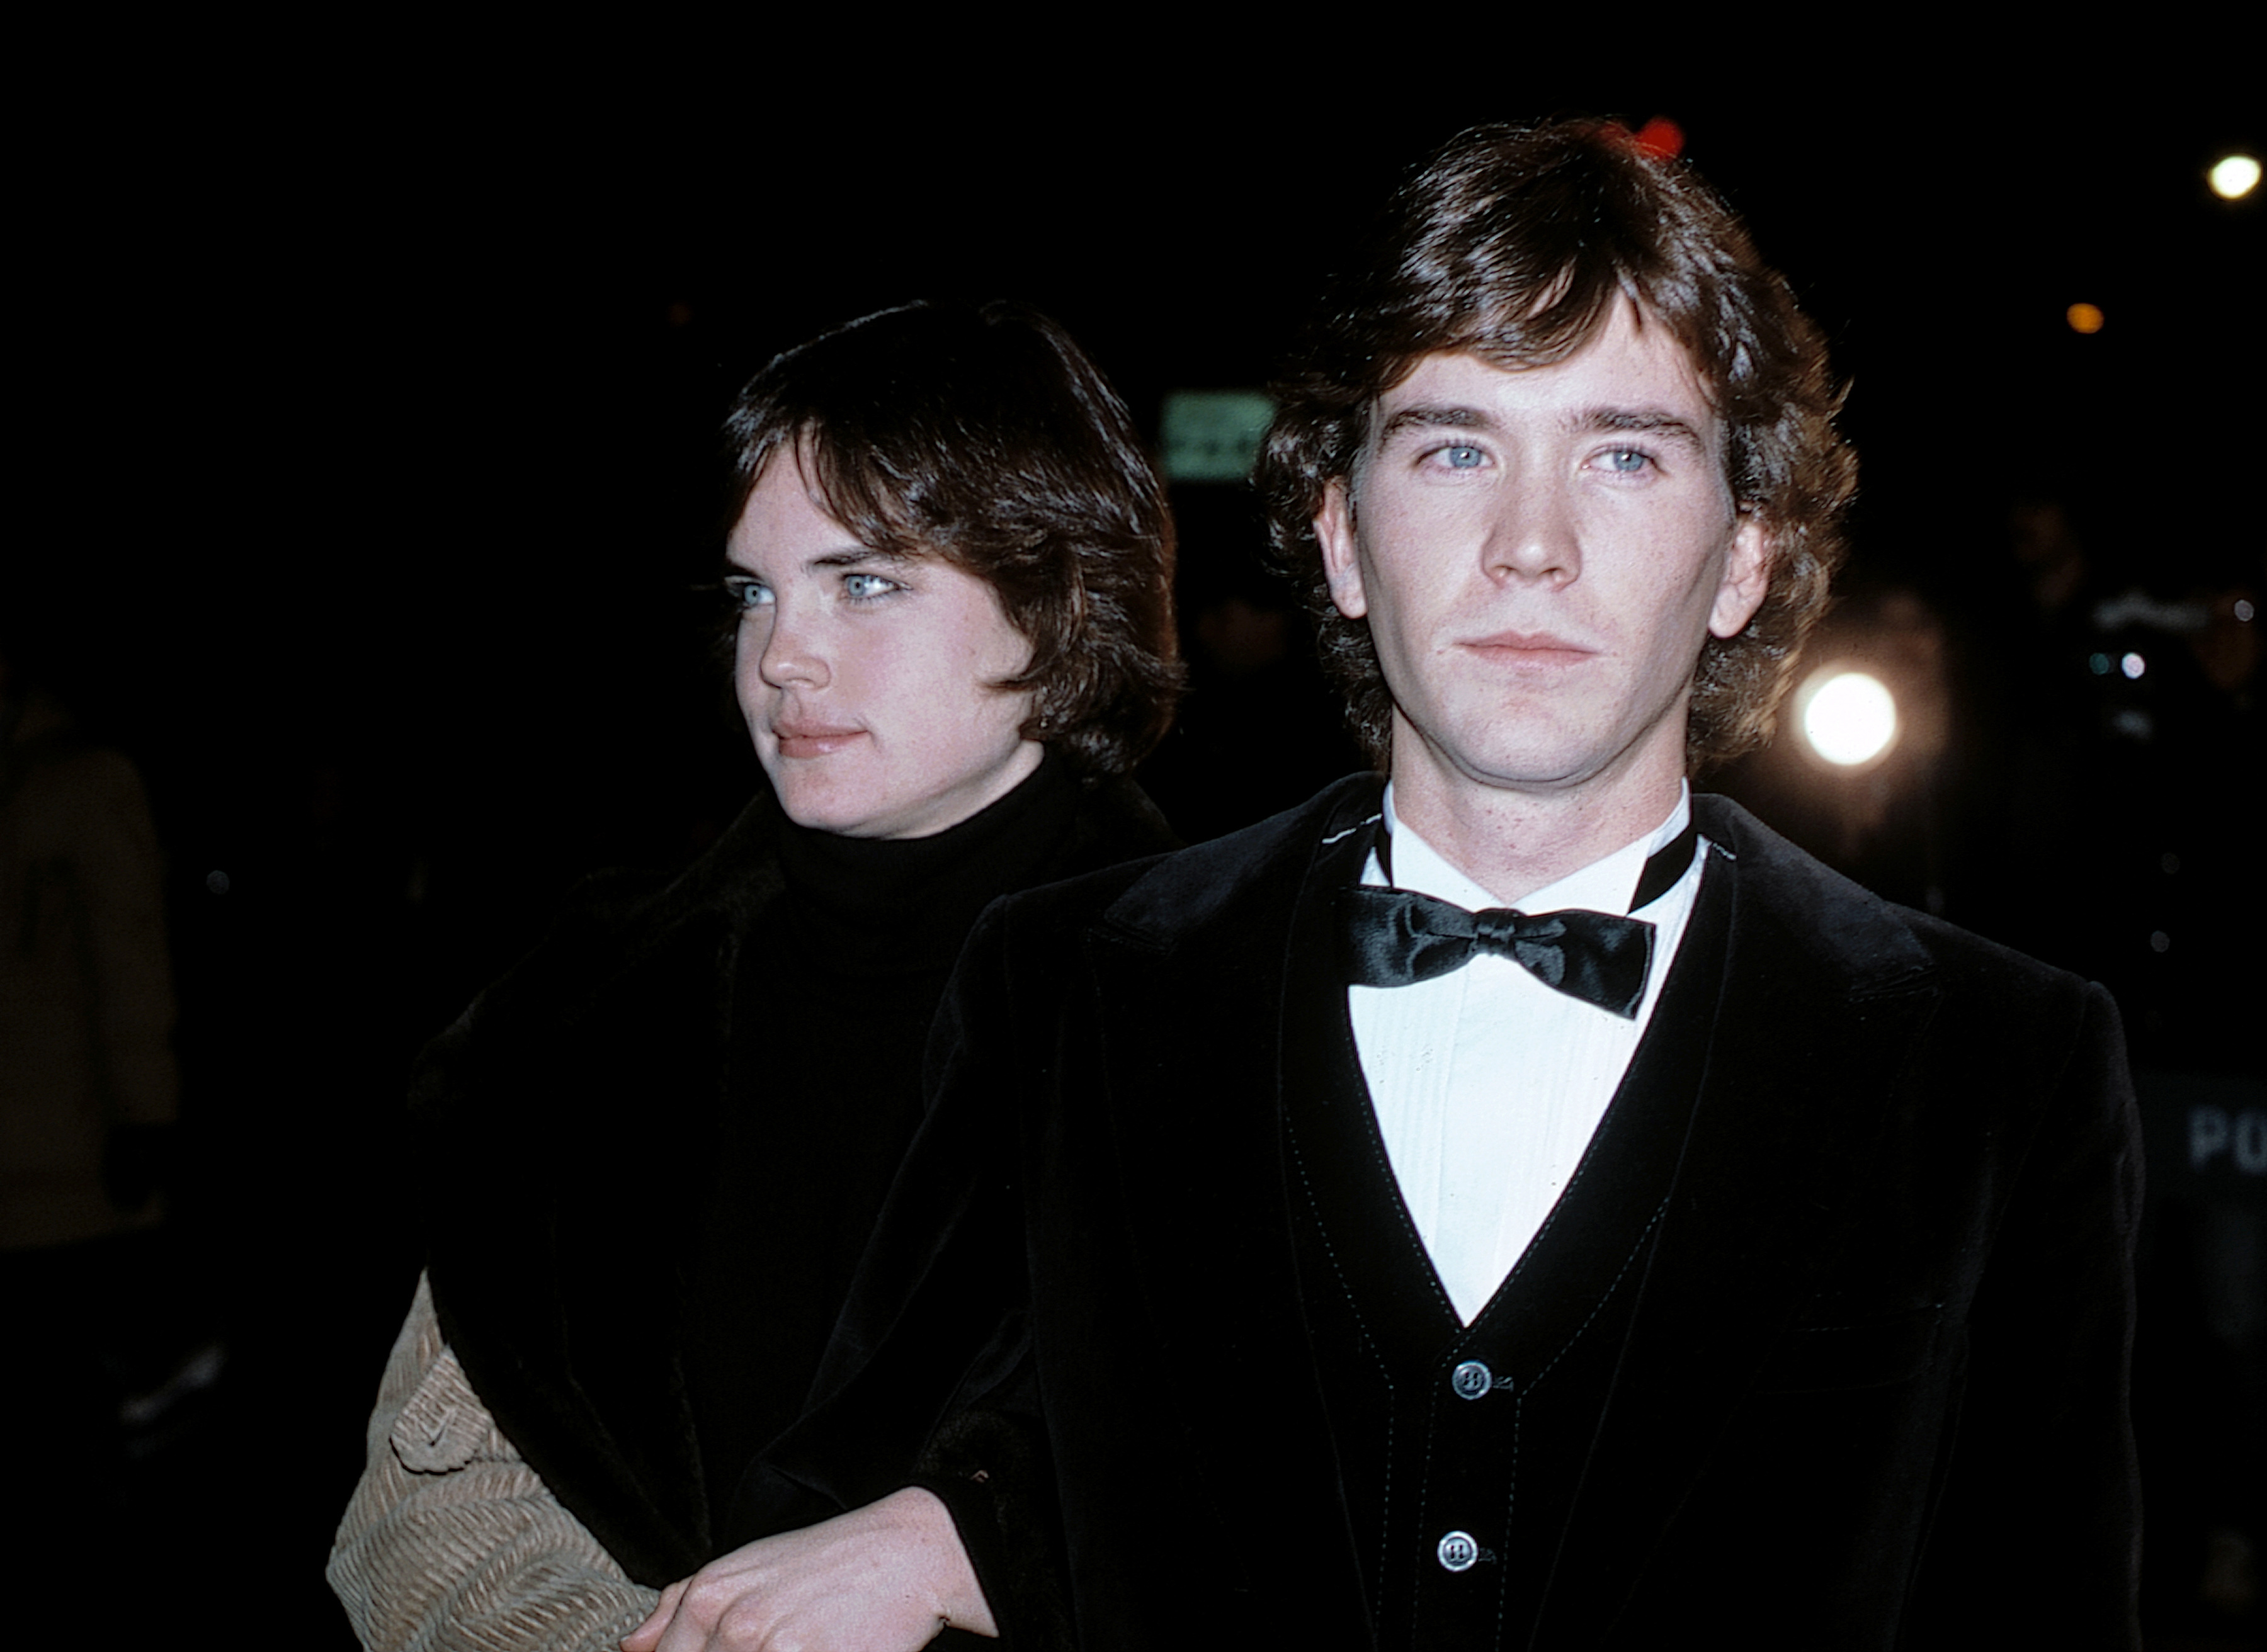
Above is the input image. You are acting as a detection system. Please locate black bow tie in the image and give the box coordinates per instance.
[1337,822,1698,1019]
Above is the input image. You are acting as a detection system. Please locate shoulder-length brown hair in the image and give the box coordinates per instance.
[1258,120,1856,769]
[724,300,1181,775]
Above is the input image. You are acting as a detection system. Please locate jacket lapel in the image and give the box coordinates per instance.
[1535,796,1943,1641]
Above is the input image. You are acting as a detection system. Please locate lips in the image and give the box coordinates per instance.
[771,720,866,759]
[1463,630,1598,664]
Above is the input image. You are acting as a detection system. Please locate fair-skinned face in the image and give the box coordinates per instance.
[726,456,1044,839]
[1315,302,1770,844]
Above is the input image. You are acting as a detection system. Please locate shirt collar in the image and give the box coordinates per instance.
[1375,781,1693,917]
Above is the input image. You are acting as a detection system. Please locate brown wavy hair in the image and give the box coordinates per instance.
[724,300,1181,775]
[1258,119,1855,769]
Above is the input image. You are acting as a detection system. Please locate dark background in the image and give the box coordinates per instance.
[11,63,2262,1646]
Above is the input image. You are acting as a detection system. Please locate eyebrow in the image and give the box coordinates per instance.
[1374,402,1712,450]
[809,546,919,570]
[1375,404,1491,442]
[720,544,921,576]
[1581,407,1711,448]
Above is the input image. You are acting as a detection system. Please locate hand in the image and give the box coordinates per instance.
[621,1487,996,1652]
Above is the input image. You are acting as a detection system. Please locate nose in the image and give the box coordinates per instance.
[753,600,829,691]
[1482,480,1581,588]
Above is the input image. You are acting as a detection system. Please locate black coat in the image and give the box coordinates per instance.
[413,769,1176,1588]
[758,774,2142,1649]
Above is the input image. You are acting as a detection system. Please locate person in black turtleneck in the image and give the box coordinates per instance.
[327,302,1181,1651]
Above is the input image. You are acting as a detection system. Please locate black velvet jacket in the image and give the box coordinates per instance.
[756,775,2144,1649]
[411,766,1175,1588]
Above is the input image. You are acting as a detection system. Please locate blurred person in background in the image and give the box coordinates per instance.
[0,633,186,1609]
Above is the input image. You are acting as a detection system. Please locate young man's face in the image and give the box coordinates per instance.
[1315,300,1768,812]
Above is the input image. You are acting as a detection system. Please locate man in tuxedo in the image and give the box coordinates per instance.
[637,119,2142,1651]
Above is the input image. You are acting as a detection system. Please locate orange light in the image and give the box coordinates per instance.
[2066,302,2105,335]
[1632,116,1685,160]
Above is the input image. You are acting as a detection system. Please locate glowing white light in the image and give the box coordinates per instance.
[2236,598,2256,623]
[1800,670,1898,767]
[2121,652,2146,679]
[2209,154,2261,200]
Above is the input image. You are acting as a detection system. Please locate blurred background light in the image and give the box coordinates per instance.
[1799,668,1899,767]
[2208,152,2260,200]
[2122,651,2148,679]
[2067,302,2106,334]
[1632,116,1685,160]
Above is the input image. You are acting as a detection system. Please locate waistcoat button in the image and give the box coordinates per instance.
[1436,1530,1479,1573]
[1450,1359,1494,1400]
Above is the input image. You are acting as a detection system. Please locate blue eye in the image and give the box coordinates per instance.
[841,572,902,601]
[724,576,772,610]
[1441,444,1484,469]
[1601,448,1652,473]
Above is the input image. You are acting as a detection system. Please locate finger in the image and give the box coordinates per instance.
[621,1578,686,1652]
[654,1573,735,1652]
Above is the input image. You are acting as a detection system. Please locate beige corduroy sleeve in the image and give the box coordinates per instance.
[327,1273,662,1652]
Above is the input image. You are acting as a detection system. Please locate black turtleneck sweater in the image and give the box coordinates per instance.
[685,754,1099,1517]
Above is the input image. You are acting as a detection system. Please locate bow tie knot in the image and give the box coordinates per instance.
[1338,886,1656,1017]
[1472,908,1579,988]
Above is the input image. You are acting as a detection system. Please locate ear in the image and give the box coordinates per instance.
[1708,512,1771,639]
[1315,478,1369,621]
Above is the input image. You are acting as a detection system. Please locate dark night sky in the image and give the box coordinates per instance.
[19,71,2262,942]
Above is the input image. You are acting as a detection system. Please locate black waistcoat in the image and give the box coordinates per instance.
[1285,825,1733,1649]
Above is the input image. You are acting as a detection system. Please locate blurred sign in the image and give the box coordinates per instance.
[2141,1072,2267,1195]
[1161,389,1273,484]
